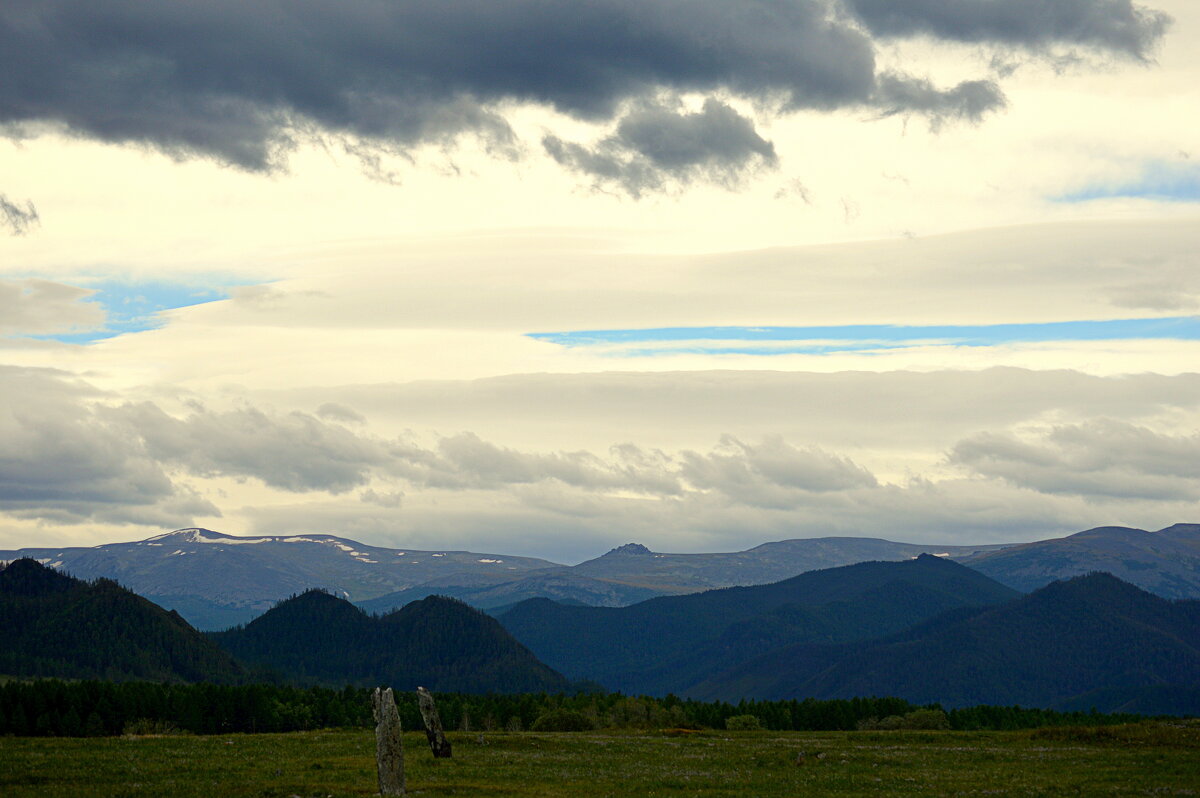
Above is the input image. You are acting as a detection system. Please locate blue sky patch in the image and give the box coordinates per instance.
[1056,161,1200,203]
[529,317,1200,357]
[31,277,251,344]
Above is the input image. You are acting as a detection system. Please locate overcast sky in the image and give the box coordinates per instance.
[2,0,1198,563]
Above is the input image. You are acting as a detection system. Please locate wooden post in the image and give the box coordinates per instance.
[417,686,453,758]
[372,687,405,796]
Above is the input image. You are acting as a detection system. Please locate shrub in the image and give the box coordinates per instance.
[904,709,950,730]
[857,709,949,731]
[725,714,762,731]
[530,708,596,732]
[123,718,186,736]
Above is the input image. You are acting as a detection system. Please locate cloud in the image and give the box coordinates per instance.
[0,364,892,526]
[678,435,877,508]
[0,193,39,235]
[106,402,391,494]
[0,367,385,524]
[844,0,1171,59]
[950,419,1200,500]
[0,367,205,523]
[292,367,1200,458]
[316,402,366,424]
[0,0,1167,193]
[0,279,105,337]
[544,99,778,196]
[872,73,1006,128]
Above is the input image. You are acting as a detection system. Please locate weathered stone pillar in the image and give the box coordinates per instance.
[416,686,453,758]
[372,687,405,796]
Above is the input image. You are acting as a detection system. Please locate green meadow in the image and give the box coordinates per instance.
[2,723,1198,797]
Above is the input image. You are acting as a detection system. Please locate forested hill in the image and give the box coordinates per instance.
[498,554,1019,695]
[0,559,244,683]
[693,572,1200,710]
[210,590,569,694]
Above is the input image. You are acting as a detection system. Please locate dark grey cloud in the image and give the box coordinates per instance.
[873,73,1006,128]
[1,1,1160,193]
[0,0,872,173]
[0,193,39,235]
[845,0,1171,59]
[544,99,778,195]
[950,420,1200,501]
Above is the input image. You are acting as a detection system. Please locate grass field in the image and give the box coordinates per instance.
[2,723,1198,797]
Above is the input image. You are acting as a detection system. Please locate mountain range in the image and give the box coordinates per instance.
[3,523,1198,630]
[0,528,1007,629]
[0,528,558,629]
[691,572,1200,712]
[497,555,1020,696]
[5,553,1199,715]
[1,558,568,694]
[962,523,1200,599]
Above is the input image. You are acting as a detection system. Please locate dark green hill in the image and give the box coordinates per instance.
[498,554,1018,695]
[211,590,569,694]
[0,558,244,683]
[694,572,1200,711]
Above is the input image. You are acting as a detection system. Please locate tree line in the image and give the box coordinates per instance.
[0,679,1151,738]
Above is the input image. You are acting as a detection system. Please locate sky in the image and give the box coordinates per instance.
[2,0,1198,564]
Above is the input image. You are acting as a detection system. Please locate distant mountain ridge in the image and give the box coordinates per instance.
[0,528,559,629]
[6,522,1198,630]
[357,536,1009,616]
[963,523,1200,598]
[497,554,1019,696]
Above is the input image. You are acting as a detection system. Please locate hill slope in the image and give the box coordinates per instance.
[962,524,1200,598]
[498,555,1018,695]
[0,559,243,682]
[695,572,1200,711]
[211,590,569,694]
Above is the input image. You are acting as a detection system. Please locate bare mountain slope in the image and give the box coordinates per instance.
[961,524,1200,598]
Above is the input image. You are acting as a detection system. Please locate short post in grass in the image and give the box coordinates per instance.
[417,686,453,758]
[372,687,405,796]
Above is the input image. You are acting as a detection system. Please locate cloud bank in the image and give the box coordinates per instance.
[0,0,1168,194]
[3,365,1197,558]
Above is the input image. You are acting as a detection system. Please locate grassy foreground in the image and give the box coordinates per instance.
[1,724,1197,797]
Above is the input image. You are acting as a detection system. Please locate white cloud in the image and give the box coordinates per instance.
[0,278,103,336]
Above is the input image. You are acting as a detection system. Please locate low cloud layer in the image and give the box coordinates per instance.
[0,0,1167,194]
[951,419,1200,501]
[0,279,104,336]
[3,365,1197,558]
